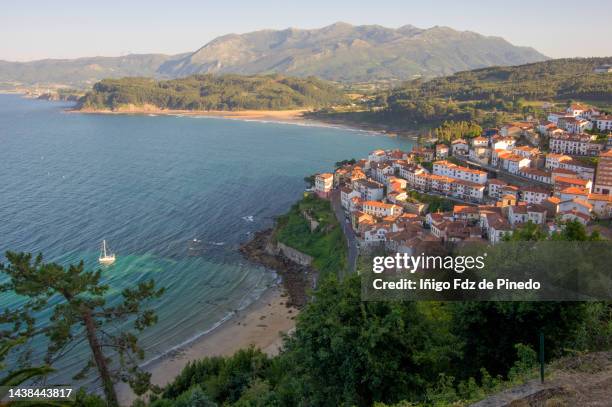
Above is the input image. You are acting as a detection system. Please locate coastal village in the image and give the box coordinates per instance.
[314,103,612,253]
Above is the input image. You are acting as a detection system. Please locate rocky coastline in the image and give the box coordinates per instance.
[240,228,315,308]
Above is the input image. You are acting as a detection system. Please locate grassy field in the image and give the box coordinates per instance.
[274,193,347,277]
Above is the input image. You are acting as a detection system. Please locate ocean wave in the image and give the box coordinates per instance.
[140,276,276,368]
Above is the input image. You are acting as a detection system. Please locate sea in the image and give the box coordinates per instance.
[0,94,413,383]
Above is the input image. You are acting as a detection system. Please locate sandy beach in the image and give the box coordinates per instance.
[71,104,417,137]
[75,104,310,124]
[117,284,298,405]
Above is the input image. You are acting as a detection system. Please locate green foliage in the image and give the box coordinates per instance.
[278,276,459,406]
[73,388,108,407]
[507,219,601,243]
[551,220,602,241]
[507,344,537,381]
[233,379,279,407]
[274,194,347,275]
[143,273,608,407]
[504,221,548,241]
[434,121,482,143]
[407,190,454,213]
[303,174,316,187]
[0,252,165,406]
[424,374,458,406]
[79,74,348,111]
[571,302,612,351]
[335,158,357,168]
[448,301,588,379]
[174,386,217,407]
[391,57,612,104]
[160,348,271,405]
[315,57,612,129]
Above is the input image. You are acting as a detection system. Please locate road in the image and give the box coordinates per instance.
[330,189,358,277]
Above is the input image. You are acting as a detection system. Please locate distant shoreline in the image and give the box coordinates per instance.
[73,105,310,123]
[69,105,419,138]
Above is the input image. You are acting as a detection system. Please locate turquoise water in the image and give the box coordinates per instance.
[0,94,413,381]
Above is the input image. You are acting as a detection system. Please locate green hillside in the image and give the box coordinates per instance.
[388,57,612,102]
[313,57,612,130]
[78,74,349,111]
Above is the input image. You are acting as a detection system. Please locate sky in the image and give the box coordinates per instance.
[1,0,611,61]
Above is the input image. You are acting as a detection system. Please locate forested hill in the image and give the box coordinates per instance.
[386,57,612,102]
[77,74,349,111]
[313,57,612,130]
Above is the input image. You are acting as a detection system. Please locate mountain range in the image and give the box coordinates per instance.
[0,22,548,88]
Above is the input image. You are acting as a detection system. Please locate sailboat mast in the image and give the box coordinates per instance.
[102,240,107,257]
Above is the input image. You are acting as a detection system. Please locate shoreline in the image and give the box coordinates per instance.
[117,283,297,405]
[4,92,419,138]
[69,106,419,138]
[117,229,308,405]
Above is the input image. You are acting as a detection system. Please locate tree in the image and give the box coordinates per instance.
[552,219,601,241]
[335,158,356,169]
[0,252,165,406]
[277,275,459,406]
[452,218,601,378]
[504,221,547,241]
[449,301,588,378]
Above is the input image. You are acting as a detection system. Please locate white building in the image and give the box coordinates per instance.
[549,133,593,156]
[559,198,592,217]
[367,149,386,164]
[451,139,469,156]
[486,214,513,244]
[435,144,449,159]
[452,179,485,201]
[398,163,427,186]
[432,160,487,184]
[547,112,570,125]
[340,186,361,210]
[492,137,516,151]
[371,162,394,184]
[558,117,592,134]
[362,201,403,218]
[587,193,612,219]
[512,146,539,159]
[545,153,572,169]
[594,115,612,132]
[500,154,530,174]
[471,136,488,147]
[353,179,385,201]
[557,159,595,181]
[519,168,552,184]
[487,179,508,198]
[521,186,550,204]
[315,173,333,198]
[363,224,391,246]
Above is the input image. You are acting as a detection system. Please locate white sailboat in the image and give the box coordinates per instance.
[99,240,116,265]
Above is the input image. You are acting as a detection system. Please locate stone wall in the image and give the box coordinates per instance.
[301,210,320,232]
[276,242,314,267]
